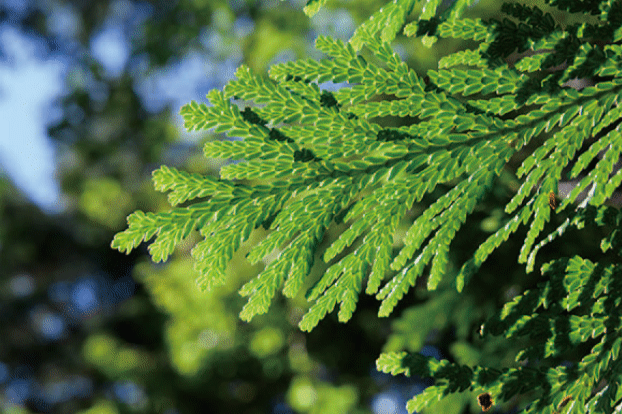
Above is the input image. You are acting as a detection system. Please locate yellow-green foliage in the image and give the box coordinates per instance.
[113,0,622,413]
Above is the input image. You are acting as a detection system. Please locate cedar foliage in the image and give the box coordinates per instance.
[112,0,622,412]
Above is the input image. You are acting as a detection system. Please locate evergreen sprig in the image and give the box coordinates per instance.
[112,0,622,412]
[378,252,622,413]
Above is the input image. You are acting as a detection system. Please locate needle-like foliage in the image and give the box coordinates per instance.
[113,0,622,412]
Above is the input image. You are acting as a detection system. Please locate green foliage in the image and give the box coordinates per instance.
[378,254,622,413]
[112,0,622,412]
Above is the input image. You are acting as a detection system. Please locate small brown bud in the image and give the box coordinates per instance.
[548,191,557,210]
[477,392,494,412]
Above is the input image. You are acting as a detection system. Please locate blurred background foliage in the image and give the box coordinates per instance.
[0,0,605,413]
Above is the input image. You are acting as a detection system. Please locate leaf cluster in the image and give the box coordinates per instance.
[112,0,622,412]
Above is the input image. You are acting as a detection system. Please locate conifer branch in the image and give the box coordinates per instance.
[112,1,622,412]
